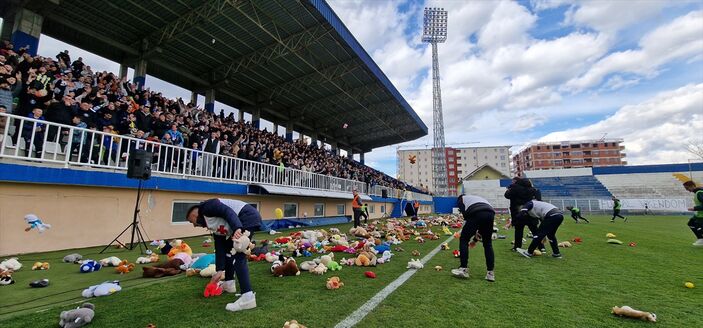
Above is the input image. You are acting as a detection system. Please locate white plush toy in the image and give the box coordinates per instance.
[82,281,122,298]
[406,259,424,269]
[199,264,218,277]
[230,231,251,254]
[99,257,121,267]
[377,251,393,264]
[24,214,52,233]
[0,258,22,271]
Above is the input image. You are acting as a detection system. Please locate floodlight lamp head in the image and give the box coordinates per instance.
[422,7,448,43]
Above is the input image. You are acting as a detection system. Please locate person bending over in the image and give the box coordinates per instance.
[683,181,703,246]
[517,200,564,259]
[452,194,496,282]
[566,206,589,223]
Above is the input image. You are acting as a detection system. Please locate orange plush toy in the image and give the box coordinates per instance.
[612,306,656,322]
[326,276,344,290]
[116,260,135,274]
[167,240,193,259]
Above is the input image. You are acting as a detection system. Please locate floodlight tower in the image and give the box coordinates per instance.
[422,7,448,196]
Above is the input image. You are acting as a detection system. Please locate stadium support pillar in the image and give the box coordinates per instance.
[273,123,278,134]
[347,149,354,159]
[5,9,42,57]
[285,122,294,143]
[310,132,318,147]
[360,152,365,165]
[252,107,261,129]
[331,142,339,156]
[204,89,215,113]
[134,58,147,91]
[190,91,198,106]
[237,110,244,122]
[118,64,128,79]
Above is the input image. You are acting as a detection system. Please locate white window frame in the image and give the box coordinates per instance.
[283,203,298,218]
[171,200,200,225]
[313,203,325,217]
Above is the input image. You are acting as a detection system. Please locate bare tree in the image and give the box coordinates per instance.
[687,139,703,160]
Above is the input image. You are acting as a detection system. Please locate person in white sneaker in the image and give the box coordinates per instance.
[186,198,262,311]
[515,200,564,259]
[452,194,496,282]
[683,181,703,246]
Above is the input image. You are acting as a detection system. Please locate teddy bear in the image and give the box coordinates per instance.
[199,264,219,278]
[265,252,280,263]
[326,276,344,290]
[0,269,14,285]
[63,254,83,264]
[115,260,135,274]
[406,259,423,269]
[230,231,252,255]
[310,263,327,275]
[376,251,393,264]
[24,214,52,233]
[299,261,317,271]
[339,258,355,266]
[32,262,50,270]
[612,306,656,322]
[79,260,102,273]
[319,254,334,266]
[59,302,95,328]
[82,281,121,298]
[0,258,22,271]
[411,250,420,257]
[349,227,371,238]
[136,253,160,264]
[329,227,341,235]
[440,243,450,250]
[283,320,307,328]
[434,266,443,271]
[167,240,193,258]
[141,259,184,278]
[99,256,121,267]
[326,260,342,271]
[271,257,301,277]
[558,241,572,248]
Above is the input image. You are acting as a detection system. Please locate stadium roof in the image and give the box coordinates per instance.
[15,0,428,152]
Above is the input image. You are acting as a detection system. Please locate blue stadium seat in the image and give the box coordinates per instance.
[529,176,612,199]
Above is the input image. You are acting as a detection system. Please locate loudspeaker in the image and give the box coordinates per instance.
[127,149,152,180]
[382,189,388,198]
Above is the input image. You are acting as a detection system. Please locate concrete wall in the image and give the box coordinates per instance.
[0,182,395,256]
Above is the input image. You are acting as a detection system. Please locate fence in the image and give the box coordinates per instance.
[0,112,432,199]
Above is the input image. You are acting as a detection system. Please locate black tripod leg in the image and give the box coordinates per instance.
[100,224,132,254]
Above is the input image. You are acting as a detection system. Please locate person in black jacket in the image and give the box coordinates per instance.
[186,198,262,312]
[505,177,543,252]
[452,194,496,282]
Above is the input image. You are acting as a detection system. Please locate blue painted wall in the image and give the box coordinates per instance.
[433,196,457,214]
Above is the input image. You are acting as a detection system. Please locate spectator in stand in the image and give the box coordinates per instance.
[70,115,88,163]
[202,130,220,177]
[167,123,184,147]
[22,107,45,157]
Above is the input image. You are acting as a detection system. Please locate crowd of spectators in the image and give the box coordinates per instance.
[0,40,429,194]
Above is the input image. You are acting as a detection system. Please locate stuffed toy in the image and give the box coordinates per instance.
[265,252,280,263]
[311,263,327,275]
[63,254,83,263]
[142,259,184,278]
[32,262,50,270]
[440,243,449,250]
[319,254,334,266]
[24,214,52,233]
[251,242,269,256]
[59,302,95,328]
[374,244,391,254]
[606,233,617,238]
[628,242,637,247]
[191,254,215,270]
[434,266,443,271]
[558,241,572,248]
[608,239,623,245]
[299,261,317,271]
[377,251,393,264]
[99,256,121,267]
[330,245,349,253]
[150,240,163,246]
[406,259,423,269]
[204,282,223,298]
[167,240,193,258]
[230,231,252,255]
[0,258,22,271]
[339,258,355,266]
[79,260,102,273]
[283,320,307,328]
[116,260,135,274]
[202,238,212,248]
[364,271,376,279]
[326,276,344,290]
[349,227,371,238]
[275,237,291,244]
[82,281,121,298]
[360,243,378,266]
[532,250,542,256]
[199,264,218,278]
[442,226,452,236]
[157,240,172,255]
[411,250,420,257]
[171,252,193,269]
[136,253,160,264]
[329,227,341,235]
[249,254,266,262]
[453,250,460,258]
[612,306,656,322]
[0,270,14,285]
[326,261,342,271]
[272,258,301,277]
[394,247,405,252]
[29,279,50,288]
[572,237,583,243]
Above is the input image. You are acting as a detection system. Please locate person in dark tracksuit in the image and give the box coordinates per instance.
[505,177,542,252]
[610,196,627,222]
[452,194,496,282]
[566,206,589,223]
[683,181,703,246]
[517,200,564,258]
[360,203,369,224]
[186,198,262,312]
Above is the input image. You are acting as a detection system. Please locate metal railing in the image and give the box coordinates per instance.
[367,185,433,202]
[0,112,380,195]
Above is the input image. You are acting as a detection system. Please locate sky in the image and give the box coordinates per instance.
[5,0,702,178]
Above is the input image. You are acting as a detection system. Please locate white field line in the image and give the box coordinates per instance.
[334,236,455,328]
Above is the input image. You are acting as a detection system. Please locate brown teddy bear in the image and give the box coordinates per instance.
[349,227,371,238]
[272,258,300,277]
[612,306,656,322]
[355,243,377,266]
[142,259,184,278]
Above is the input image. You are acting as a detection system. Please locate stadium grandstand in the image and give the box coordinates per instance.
[0,0,435,255]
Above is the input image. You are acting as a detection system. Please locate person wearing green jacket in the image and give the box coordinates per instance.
[683,181,703,246]
[610,196,627,222]
[566,206,589,223]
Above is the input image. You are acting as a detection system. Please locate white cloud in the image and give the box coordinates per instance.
[512,113,548,132]
[541,83,703,164]
[564,0,670,34]
[565,10,703,91]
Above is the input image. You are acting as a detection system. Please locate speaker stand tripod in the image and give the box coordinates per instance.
[100,179,149,254]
